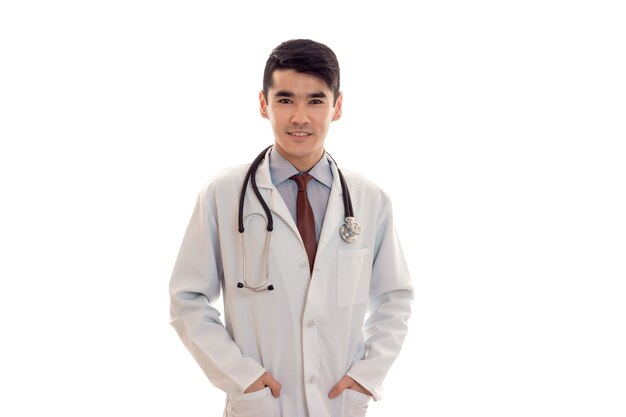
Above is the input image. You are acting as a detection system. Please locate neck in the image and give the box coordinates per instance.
[274,146,324,173]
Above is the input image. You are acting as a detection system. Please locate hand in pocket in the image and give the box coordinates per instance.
[245,371,281,398]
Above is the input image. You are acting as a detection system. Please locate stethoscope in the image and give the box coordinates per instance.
[237,145,361,291]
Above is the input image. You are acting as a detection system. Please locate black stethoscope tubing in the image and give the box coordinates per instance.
[238,145,274,233]
[238,145,354,234]
[236,145,359,291]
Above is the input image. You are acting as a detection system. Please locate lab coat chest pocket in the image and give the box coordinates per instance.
[337,248,372,308]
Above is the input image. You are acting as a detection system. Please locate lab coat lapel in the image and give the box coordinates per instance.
[316,160,344,257]
[242,150,300,239]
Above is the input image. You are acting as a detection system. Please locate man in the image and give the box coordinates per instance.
[170,39,413,417]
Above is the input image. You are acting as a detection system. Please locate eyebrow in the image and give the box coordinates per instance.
[273,90,328,99]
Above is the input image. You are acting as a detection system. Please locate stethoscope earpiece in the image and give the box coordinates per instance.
[237,282,273,291]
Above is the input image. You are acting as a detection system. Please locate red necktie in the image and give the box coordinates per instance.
[290,174,316,272]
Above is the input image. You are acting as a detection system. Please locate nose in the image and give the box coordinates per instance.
[290,103,309,125]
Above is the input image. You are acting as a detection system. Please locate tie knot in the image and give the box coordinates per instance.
[290,174,313,192]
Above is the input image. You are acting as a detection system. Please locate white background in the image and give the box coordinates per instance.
[1,1,625,416]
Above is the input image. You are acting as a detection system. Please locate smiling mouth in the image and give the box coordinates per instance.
[288,131,312,137]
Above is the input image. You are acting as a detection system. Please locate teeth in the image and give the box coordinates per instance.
[290,132,310,137]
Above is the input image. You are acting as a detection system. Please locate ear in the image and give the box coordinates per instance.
[259,90,269,119]
[332,92,343,121]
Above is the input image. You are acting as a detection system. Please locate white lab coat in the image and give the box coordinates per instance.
[170,149,413,417]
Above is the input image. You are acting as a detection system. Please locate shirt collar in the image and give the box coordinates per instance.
[269,147,333,188]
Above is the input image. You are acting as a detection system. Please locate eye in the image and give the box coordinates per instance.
[309,99,323,105]
[277,98,292,104]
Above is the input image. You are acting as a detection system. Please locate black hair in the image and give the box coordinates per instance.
[262,39,341,105]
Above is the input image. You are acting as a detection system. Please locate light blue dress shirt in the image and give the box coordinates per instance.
[268,148,332,242]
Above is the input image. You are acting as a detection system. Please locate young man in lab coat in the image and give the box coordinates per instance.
[170,39,413,417]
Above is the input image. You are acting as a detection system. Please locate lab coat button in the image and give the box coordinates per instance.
[308,376,316,384]
[307,320,315,327]
[300,262,308,269]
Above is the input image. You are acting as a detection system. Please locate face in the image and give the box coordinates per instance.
[259,69,342,171]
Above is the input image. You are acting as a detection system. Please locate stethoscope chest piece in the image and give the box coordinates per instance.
[340,217,361,243]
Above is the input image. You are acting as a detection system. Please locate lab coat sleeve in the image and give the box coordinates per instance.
[346,199,414,401]
[169,187,266,394]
